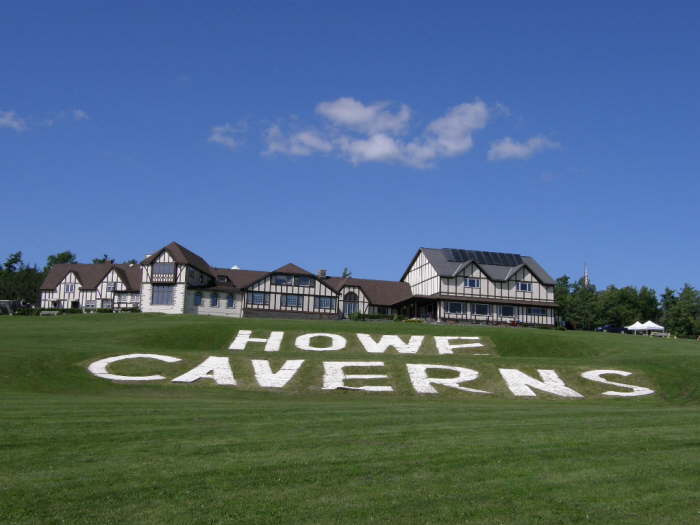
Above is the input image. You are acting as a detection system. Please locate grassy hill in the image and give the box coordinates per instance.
[1,314,699,524]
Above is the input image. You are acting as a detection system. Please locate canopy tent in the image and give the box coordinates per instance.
[641,320,664,331]
[626,321,646,331]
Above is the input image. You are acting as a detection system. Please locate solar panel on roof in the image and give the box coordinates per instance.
[442,248,522,267]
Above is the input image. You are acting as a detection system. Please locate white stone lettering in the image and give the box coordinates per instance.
[322,361,393,391]
[434,336,484,354]
[499,368,583,398]
[356,333,424,354]
[406,364,491,394]
[581,370,655,397]
[88,353,181,381]
[229,330,284,352]
[296,333,347,351]
[252,359,305,388]
[172,356,236,385]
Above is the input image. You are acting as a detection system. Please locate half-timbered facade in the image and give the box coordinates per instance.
[39,242,558,326]
[401,248,557,325]
[40,263,141,310]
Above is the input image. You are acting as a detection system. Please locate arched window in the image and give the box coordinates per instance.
[211,293,219,307]
[227,294,235,308]
[194,292,202,306]
[343,292,359,315]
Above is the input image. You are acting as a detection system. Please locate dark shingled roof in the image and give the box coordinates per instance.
[408,248,555,286]
[271,263,314,276]
[210,268,268,289]
[325,277,413,306]
[41,263,142,291]
[142,242,212,275]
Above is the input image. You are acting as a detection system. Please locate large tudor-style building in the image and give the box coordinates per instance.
[40,242,558,325]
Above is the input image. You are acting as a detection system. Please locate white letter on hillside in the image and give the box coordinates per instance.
[172,356,236,385]
[296,333,347,351]
[434,336,484,354]
[356,333,424,354]
[499,369,583,398]
[252,359,305,388]
[581,370,655,397]
[88,353,181,381]
[229,330,284,352]
[322,362,393,392]
[406,364,491,394]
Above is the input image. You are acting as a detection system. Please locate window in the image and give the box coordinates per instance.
[294,275,313,287]
[248,292,269,305]
[152,285,174,305]
[274,275,293,285]
[227,294,235,308]
[517,282,532,292]
[527,307,547,316]
[106,282,117,292]
[500,305,515,317]
[101,299,112,309]
[217,275,228,283]
[281,294,303,308]
[85,300,96,309]
[314,296,336,310]
[447,302,464,314]
[153,262,175,275]
[464,278,480,288]
[471,303,491,316]
[64,283,75,293]
[376,306,389,315]
[194,292,202,306]
[211,293,219,307]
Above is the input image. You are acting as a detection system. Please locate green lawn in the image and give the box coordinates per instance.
[1,314,699,524]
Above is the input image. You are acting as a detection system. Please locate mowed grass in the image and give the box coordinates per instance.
[1,315,699,524]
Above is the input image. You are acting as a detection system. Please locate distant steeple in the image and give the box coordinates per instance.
[583,263,590,287]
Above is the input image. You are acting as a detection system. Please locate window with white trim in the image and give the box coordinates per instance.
[314,296,336,310]
[153,262,175,275]
[464,278,480,288]
[500,305,515,317]
[152,285,174,305]
[471,303,491,316]
[446,302,464,314]
[281,294,303,308]
[527,307,547,316]
[247,292,269,305]
[517,282,532,292]
[106,282,117,292]
[64,283,75,293]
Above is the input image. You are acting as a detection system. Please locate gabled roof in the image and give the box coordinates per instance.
[210,268,268,289]
[325,277,413,306]
[271,263,314,276]
[405,247,555,286]
[142,242,211,275]
[40,262,141,291]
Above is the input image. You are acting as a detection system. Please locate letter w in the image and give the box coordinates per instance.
[356,333,424,354]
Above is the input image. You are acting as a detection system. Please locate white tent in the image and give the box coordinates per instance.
[626,321,646,331]
[641,320,664,331]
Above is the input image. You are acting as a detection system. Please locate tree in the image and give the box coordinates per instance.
[46,251,77,270]
[637,286,660,322]
[567,278,598,330]
[342,267,352,278]
[92,254,113,264]
[3,252,23,272]
[121,258,138,265]
[662,284,700,337]
[554,275,572,326]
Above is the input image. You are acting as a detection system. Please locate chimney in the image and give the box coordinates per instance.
[318,269,327,279]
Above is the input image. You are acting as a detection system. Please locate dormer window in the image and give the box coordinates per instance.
[153,262,175,275]
[274,275,293,286]
[217,275,228,283]
[294,276,313,287]
[464,278,480,288]
[517,282,532,292]
[273,274,314,287]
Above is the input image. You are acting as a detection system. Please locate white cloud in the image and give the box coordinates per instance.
[316,97,410,134]
[265,98,491,168]
[265,125,333,156]
[0,111,27,132]
[488,136,559,161]
[208,123,240,151]
[72,109,89,121]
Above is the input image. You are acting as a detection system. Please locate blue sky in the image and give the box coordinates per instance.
[2,2,699,293]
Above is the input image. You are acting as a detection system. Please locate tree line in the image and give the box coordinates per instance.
[555,276,700,337]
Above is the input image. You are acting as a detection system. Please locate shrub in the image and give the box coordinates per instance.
[96,308,114,314]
